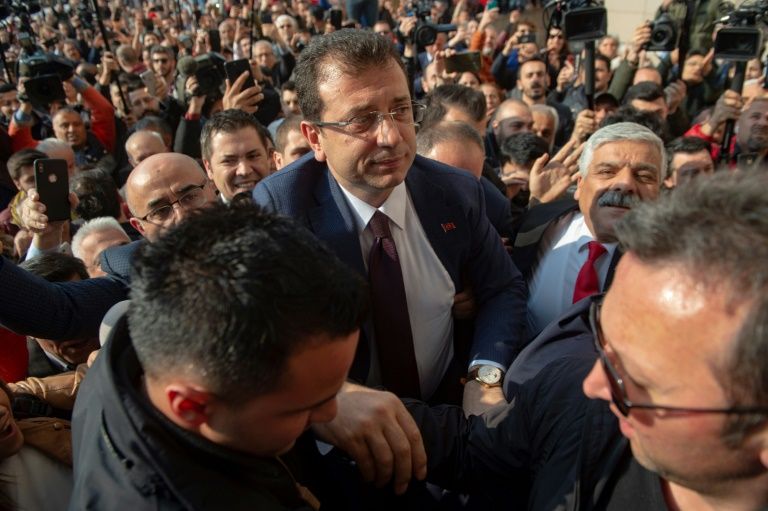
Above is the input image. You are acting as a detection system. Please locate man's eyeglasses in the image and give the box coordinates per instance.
[136,182,209,225]
[589,296,768,417]
[313,102,426,135]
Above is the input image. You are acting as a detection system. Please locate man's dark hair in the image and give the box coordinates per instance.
[150,44,174,59]
[7,149,47,181]
[281,80,297,93]
[518,56,547,72]
[134,116,172,141]
[595,54,611,70]
[665,136,712,178]
[274,115,303,153]
[118,73,145,93]
[129,203,369,399]
[498,132,549,167]
[601,105,670,142]
[416,120,484,156]
[20,252,89,282]
[615,172,768,445]
[0,83,16,94]
[421,84,486,130]
[200,109,272,162]
[294,29,404,122]
[70,169,122,220]
[623,81,666,105]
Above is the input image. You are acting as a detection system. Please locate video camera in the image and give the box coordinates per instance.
[405,0,456,48]
[713,1,766,61]
[645,13,678,51]
[177,52,226,98]
[18,53,74,110]
[544,0,607,42]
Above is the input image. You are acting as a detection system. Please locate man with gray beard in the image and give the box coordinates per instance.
[511,122,664,339]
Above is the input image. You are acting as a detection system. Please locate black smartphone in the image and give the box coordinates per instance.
[142,18,154,32]
[224,58,256,90]
[330,9,342,30]
[259,11,273,24]
[34,159,70,222]
[208,29,221,52]
[444,51,481,74]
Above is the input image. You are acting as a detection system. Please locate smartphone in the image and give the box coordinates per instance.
[224,58,256,89]
[208,29,221,53]
[259,11,273,24]
[142,18,154,32]
[34,159,70,222]
[330,9,342,30]
[444,51,481,74]
[140,69,157,96]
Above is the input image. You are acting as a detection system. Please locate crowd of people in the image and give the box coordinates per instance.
[0,0,766,509]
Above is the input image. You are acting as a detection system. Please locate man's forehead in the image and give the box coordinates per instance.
[498,103,531,120]
[212,127,266,152]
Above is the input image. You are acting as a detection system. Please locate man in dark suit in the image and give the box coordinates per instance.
[252,30,526,416]
[512,122,665,340]
[0,153,218,341]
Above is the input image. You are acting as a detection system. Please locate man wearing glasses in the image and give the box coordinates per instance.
[254,30,526,418]
[377,172,768,509]
[0,153,218,340]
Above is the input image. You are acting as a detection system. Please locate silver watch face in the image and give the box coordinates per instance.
[477,365,502,384]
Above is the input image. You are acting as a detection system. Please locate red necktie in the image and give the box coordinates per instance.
[368,211,421,398]
[573,241,607,303]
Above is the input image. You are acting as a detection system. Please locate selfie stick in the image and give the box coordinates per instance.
[584,39,595,110]
[719,61,746,166]
[90,0,129,116]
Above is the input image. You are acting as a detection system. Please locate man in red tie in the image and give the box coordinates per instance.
[512,122,664,339]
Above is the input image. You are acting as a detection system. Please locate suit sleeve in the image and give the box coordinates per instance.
[0,256,128,340]
[466,178,528,367]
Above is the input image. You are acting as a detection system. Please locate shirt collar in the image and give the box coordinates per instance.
[338,181,408,233]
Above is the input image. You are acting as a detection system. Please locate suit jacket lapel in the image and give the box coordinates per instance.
[307,168,367,277]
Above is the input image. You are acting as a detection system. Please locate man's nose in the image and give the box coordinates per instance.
[376,114,404,147]
[612,166,638,191]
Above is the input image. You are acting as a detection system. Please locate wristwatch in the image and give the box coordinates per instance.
[465,365,504,388]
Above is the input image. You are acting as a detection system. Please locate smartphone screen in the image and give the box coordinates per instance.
[34,159,70,222]
[224,58,256,90]
[208,29,221,53]
[444,51,481,74]
[330,9,342,30]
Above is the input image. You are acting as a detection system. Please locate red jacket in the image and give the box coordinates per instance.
[9,86,116,154]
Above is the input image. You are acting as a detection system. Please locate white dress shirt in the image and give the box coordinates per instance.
[527,212,617,337]
[338,182,455,399]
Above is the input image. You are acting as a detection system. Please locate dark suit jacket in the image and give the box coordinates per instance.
[253,153,527,383]
[0,240,142,341]
[26,339,69,378]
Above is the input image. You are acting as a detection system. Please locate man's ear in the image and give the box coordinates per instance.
[165,384,212,428]
[203,159,214,181]
[573,174,583,200]
[301,120,326,162]
[129,217,146,237]
[272,150,284,170]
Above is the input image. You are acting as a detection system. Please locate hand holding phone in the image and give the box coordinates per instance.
[224,59,256,90]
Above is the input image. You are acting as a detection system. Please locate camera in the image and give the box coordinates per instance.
[545,0,606,41]
[644,13,678,52]
[406,0,456,48]
[17,53,74,110]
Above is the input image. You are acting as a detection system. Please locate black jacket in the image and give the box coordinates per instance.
[405,298,632,509]
[70,312,327,510]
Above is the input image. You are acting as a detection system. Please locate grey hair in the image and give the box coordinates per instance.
[36,138,72,154]
[615,172,768,444]
[578,122,666,181]
[71,217,128,260]
[530,104,559,151]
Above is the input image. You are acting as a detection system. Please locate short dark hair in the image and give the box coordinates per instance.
[274,115,303,153]
[601,105,670,142]
[70,169,122,220]
[7,149,47,181]
[0,83,16,94]
[200,109,271,162]
[129,202,369,399]
[623,81,665,105]
[416,120,484,156]
[294,29,405,122]
[594,54,611,70]
[281,80,296,93]
[20,252,89,282]
[665,136,712,177]
[150,44,174,58]
[421,84,486,130]
[615,172,768,444]
[498,132,549,167]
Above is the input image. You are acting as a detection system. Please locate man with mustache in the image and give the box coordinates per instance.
[512,122,664,340]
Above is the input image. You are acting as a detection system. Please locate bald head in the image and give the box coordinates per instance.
[493,99,533,145]
[126,130,170,168]
[126,153,215,242]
